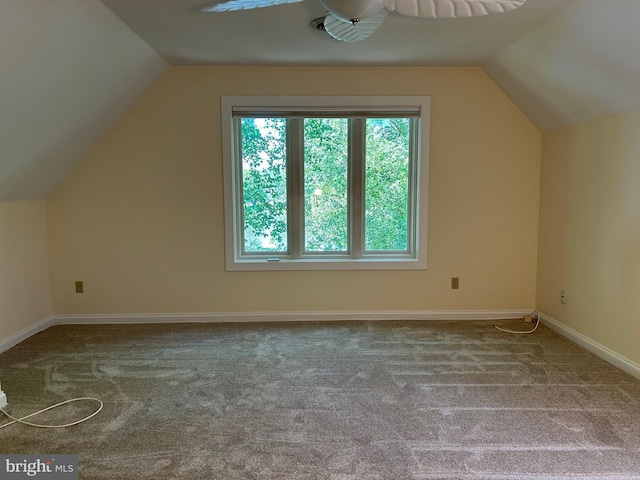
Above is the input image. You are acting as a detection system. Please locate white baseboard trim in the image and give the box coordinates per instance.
[539,312,640,381]
[52,309,531,325]
[0,316,55,354]
[0,310,530,354]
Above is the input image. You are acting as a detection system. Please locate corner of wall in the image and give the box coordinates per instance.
[0,200,53,351]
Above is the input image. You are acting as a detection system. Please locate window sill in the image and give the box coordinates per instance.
[226,257,427,271]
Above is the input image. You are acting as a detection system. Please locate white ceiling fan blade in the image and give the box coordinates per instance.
[385,0,526,18]
[323,12,387,42]
[202,0,303,13]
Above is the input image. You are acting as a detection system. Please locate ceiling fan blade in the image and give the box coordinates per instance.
[323,12,387,42]
[202,0,303,13]
[385,0,526,18]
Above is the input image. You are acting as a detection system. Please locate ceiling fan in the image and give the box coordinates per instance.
[202,0,527,42]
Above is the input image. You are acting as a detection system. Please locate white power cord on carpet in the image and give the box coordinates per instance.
[494,312,540,334]
[0,382,103,430]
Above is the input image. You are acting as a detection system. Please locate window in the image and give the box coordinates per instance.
[221,96,430,271]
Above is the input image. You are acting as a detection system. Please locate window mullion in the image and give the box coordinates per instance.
[287,119,303,259]
[350,118,365,259]
[233,118,247,257]
[407,119,418,255]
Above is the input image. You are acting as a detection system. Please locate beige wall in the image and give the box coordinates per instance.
[47,66,541,315]
[537,110,640,364]
[0,200,52,341]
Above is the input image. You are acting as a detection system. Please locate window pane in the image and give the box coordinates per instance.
[303,118,348,252]
[241,118,288,252]
[365,118,410,251]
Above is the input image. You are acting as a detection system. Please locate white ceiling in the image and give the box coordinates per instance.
[99,0,576,65]
[3,0,640,201]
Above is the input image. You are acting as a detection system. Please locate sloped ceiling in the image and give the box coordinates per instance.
[2,0,639,200]
[484,0,640,131]
[0,0,167,201]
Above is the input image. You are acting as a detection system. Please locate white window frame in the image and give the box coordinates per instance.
[221,96,430,271]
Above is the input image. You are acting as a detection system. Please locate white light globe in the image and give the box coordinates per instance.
[321,0,386,22]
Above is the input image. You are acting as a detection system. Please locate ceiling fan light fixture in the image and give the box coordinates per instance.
[320,0,386,23]
[323,12,386,42]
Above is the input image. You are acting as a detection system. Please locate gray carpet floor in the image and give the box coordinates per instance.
[1,320,639,479]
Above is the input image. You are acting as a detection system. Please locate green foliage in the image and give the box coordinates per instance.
[241,118,287,252]
[304,118,348,252]
[240,116,411,254]
[365,118,410,251]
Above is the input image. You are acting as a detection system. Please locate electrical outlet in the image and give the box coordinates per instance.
[75,281,84,294]
[451,277,459,289]
[560,290,567,304]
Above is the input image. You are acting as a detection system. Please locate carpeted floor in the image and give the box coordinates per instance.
[1,320,639,479]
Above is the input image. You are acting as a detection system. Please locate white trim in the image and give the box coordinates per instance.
[0,310,529,353]
[225,95,428,112]
[52,310,529,325]
[0,316,55,354]
[539,312,640,381]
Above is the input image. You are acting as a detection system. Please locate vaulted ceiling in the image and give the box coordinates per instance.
[0,0,167,201]
[485,0,640,130]
[2,0,639,200]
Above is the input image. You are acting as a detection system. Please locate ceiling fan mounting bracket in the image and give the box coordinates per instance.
[311,17,326,31]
